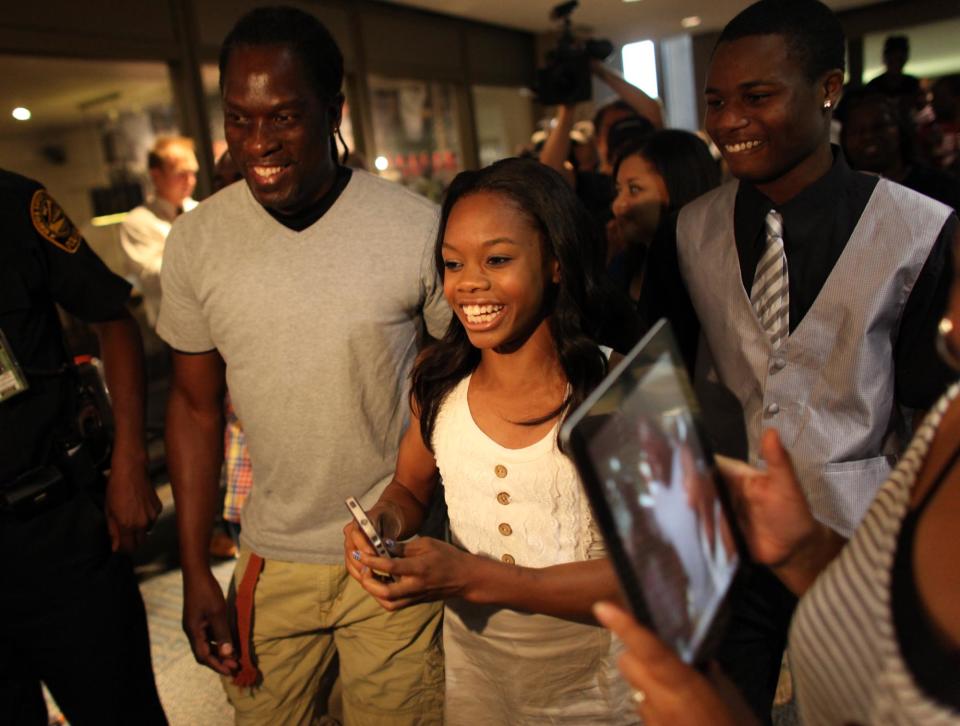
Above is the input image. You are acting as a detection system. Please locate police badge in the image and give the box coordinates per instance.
[30,188,82,253]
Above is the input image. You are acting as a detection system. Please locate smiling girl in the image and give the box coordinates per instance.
[344,158,640,724]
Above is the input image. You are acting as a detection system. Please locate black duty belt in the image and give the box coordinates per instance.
[0,443,99,516]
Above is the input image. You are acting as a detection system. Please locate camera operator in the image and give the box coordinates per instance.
[536,1,663,188]
[538,62,662,271]
[540,59,664,185]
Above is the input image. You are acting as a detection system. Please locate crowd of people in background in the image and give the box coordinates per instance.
[3,0,959,725]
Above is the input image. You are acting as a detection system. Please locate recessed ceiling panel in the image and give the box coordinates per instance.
[0,55,172,137]
[381,0,882,40]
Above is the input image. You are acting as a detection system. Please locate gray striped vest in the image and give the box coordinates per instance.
[677,179,951,536]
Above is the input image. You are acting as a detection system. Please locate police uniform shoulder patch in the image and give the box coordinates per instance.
[30,188,82,254]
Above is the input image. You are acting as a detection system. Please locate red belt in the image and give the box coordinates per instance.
[233,552,264,687]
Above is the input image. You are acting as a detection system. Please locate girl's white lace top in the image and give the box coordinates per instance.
[433,374,605,567]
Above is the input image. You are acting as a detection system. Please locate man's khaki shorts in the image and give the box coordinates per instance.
[222,549,443,725]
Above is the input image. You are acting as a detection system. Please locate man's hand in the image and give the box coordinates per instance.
[182,568,238,676]
[716,429,846,595]
[105,458,162,552]
[91,313,157,552]
[715,429,817,567]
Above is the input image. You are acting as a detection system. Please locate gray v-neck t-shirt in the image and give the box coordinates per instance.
[158,170,449,562]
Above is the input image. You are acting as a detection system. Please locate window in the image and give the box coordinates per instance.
[622,40,659,100]
[367,74,464,201]
[472,85,534,167]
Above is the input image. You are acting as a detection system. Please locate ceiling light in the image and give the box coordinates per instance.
[623,0,644,3]
[12,107,31,121]
[374,156,389,171]
[681,16,702,29]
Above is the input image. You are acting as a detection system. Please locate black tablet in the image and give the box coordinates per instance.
[560,319,743,664]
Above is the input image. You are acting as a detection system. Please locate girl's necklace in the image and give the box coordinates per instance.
[486,382,569,426]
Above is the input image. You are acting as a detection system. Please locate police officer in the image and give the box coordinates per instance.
[0,169,166,724]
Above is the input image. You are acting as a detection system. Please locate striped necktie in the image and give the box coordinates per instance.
[751,209,789,348]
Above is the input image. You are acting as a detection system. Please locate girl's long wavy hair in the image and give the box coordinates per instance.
[413,157,634,451]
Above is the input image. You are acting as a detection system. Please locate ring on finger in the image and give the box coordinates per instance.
[631,688,647,706]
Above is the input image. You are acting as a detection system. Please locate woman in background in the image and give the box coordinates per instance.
[609,129,720,368]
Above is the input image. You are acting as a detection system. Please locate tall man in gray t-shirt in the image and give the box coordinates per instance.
[158,8,448,724]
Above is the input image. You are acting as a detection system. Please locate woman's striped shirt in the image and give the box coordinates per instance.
[789,382,960,725]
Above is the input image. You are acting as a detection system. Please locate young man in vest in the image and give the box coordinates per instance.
[675,0,957,721]
[158,7,447,724]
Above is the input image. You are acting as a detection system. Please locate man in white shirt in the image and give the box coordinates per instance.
[120,136,199,327]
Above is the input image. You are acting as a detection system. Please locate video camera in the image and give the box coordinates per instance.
[534,1,613,106]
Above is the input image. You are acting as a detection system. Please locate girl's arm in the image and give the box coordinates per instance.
[467,554,622,621]
[355,541,621,623]
[344,405,439,581]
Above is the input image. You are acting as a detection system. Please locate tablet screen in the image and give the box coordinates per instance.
[563,321,740,662]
